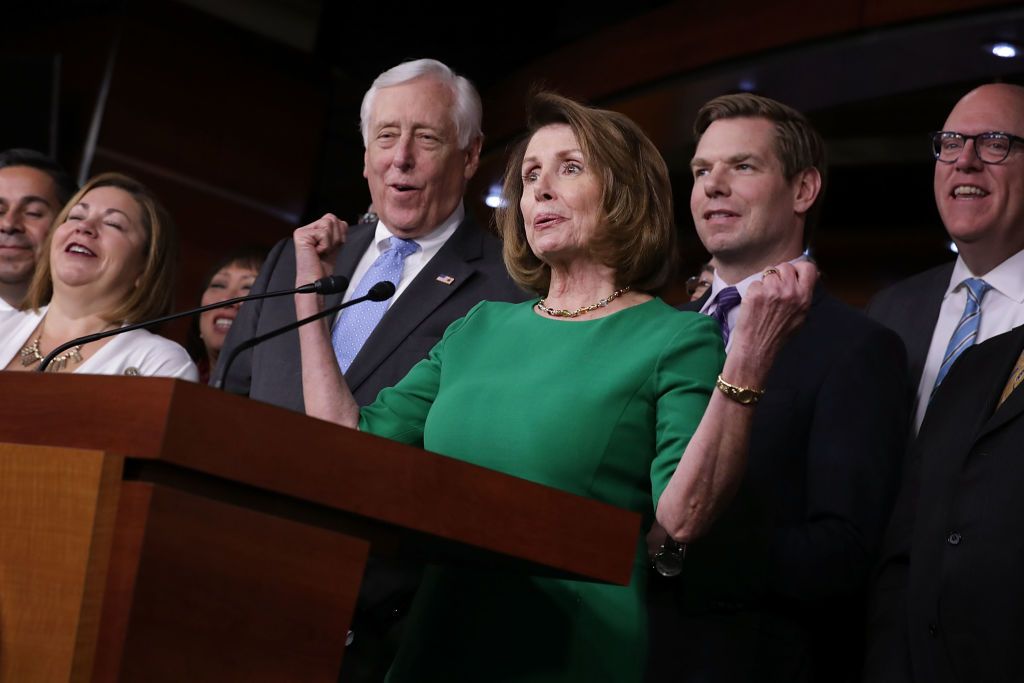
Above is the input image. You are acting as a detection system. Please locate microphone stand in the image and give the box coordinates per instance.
[214,282,396,390]
[37,276,348,372]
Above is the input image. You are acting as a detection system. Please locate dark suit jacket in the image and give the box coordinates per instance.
[865,324,1024,683]
[866,261,954,391]
[214,217,527,408]
[647,286,910,683]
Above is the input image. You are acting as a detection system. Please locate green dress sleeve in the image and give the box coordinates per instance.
[649,313,725,507]
[357,302,485,446]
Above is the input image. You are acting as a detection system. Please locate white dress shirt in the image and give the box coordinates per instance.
[342,202,464,305]
[913,248,1024,430]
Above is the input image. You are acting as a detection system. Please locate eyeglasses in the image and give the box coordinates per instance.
[685,275,712,298]
[931,131,1024,164]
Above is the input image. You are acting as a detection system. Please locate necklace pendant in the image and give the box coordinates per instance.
[19,336,43,367]
[67,346,83,365]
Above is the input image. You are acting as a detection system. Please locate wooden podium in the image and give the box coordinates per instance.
[0,374,640,682]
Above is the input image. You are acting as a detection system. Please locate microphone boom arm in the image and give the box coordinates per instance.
[37,275,348,372]
[214,281,395,390]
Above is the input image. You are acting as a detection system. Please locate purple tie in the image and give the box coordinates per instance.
[710,286,742,346]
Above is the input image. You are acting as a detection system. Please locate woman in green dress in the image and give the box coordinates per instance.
[291,93,816,681]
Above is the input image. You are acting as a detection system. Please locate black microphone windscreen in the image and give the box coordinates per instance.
[314,275,350,295]
[367,281,397,302]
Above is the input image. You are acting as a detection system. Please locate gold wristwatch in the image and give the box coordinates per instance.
[715,374,765,405]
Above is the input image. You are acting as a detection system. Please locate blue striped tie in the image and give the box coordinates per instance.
[331,236,419,373]
[932,277,991,394]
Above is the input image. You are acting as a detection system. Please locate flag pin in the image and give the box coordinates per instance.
[435,275,455,285]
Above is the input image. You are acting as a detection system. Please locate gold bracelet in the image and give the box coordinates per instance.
[715,374,765,405]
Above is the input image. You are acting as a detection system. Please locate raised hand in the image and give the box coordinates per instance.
[730,260,816,370]
[293,214,348,288]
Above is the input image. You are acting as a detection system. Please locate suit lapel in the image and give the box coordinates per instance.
[325,222,376,310]
[906,264,953,388]
[975,326,1024,440]
[679,290,710,313]
[343,218,482,393]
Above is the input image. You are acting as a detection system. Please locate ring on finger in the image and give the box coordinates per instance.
[762,267,780,278]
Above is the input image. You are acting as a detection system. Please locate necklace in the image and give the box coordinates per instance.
[19,331,85,373]
[535,286,631,318]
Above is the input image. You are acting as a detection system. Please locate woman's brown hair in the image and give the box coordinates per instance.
[496,92,677,294]
[25,172,179,323]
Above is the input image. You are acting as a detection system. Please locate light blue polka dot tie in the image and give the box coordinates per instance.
[332,236,419,373]
[932,277,991,395]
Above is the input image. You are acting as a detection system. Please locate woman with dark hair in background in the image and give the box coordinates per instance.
[186,246,265,383]
[0,172,196,378]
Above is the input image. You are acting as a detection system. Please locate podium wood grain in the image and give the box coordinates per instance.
[0,374,639,682]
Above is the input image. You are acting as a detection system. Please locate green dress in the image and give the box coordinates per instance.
[360,298,723,682]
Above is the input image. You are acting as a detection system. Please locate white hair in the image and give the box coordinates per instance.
[359,58,483,151]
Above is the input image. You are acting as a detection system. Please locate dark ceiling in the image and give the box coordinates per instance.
[6,0,1024,305]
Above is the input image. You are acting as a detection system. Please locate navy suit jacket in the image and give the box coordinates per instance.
[865,324,1024,683]
[648,286,910,683]
[214,217,527,408]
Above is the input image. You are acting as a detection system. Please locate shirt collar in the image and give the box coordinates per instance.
[946,248,1024,303]
[372,201,465,254]
[701,254,808,312]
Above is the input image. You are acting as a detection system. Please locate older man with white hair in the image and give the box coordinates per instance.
[215,58,525,682]
[217,58,524,407]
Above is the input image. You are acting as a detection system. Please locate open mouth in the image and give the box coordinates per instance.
[389,183,421,193]
[212,316,234,332]
[66,243,96,256]
[951,185,988,199]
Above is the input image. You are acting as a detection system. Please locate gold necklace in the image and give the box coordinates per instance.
[535,286,631,318]
[19,328,85,373]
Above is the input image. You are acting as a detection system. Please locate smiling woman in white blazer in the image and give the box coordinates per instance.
[0,172,196,379]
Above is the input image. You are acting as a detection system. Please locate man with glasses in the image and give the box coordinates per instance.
[867,83,1024,432]
[865,83,1024,681]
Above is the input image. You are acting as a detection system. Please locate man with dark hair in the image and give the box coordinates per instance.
[0,148,76,310]
[646,93,909,682]
[864,83,1024,683]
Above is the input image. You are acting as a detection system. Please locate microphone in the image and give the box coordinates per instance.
[214,280,397,389]
[37,275,350,372]
[296,275,349,295]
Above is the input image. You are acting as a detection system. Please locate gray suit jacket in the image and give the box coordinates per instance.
[214,217,527,408]
[865,261,954,391]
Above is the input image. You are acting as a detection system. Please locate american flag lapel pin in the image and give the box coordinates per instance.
[435,274,456,285]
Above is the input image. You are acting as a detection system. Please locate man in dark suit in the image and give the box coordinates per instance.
[865,326,1024,682]
[863,83,1024,682]
[867,84,1024,433]
[214,58,524,682]
[215,58,525,407]
[647,94,909,683]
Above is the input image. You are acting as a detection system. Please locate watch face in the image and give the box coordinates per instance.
[653,540,686,577]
